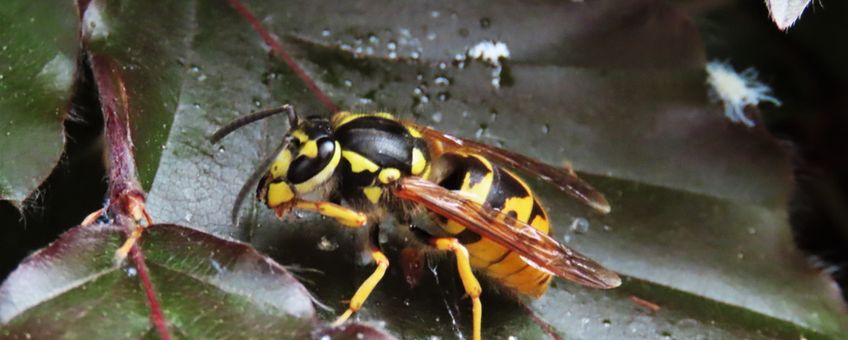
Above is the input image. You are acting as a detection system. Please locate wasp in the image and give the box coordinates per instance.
[211,105,620,340]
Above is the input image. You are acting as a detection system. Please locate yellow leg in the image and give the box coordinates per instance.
[115,196,154,262]
[294,200,367,228]
[433,238,483,340]
[115,225,144,260]
[332,248,389,326]
[81,208,104,226]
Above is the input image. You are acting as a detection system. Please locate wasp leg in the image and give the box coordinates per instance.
[114,196,154,262]
[293,199,367,228]
[434,237,483,340]
[333,225,388,326]
[81,208,104,226]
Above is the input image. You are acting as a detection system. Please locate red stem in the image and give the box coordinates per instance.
[227,0,339,114]
[131,245,171,340]
[89,53,171,340]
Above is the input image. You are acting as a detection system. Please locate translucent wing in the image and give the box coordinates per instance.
[411,124,611,214]
[394,177,621,289]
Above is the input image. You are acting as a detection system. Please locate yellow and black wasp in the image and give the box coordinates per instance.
[211,105,621,340]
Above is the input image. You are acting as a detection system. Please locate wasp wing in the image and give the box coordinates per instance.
[412,124,611,214]
[394,177,621,289]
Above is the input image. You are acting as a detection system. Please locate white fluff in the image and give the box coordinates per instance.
[706,61,781,127]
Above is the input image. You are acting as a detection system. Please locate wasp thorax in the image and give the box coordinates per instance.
[258,117,341,208]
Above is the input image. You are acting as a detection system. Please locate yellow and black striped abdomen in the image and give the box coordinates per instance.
[436,153,553,297]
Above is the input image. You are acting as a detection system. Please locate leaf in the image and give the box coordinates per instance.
[765,0,812,30]
[0,223,317,338]
[25,0,845,339]
[0,2,79,204]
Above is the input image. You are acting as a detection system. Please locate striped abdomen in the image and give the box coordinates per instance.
[436,153,553,297]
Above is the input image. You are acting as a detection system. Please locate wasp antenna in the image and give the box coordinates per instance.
[210,104,294,143]
[287,105,299,128]
[230,136,291,226]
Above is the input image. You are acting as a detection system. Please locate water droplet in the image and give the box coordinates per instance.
[475,124,487,139]
[426,32,437,41]
[368,33,380,44]
[388,51,398,59]
[190,65,201,73]
[403,298,411,306]
[480,18,491,29]
[570,217,590,234]
[387,41,397,51]
[416,73,424,81]
[0,74,4,80]
[218,146,225,153]
[507,336,517,340]
[431,112,443,123]
[435,317,440,322]
[489,111,498,121]
[5,131,11,136]
[356,332,364,340]
[438,62,447,70]
[434,76,450,86]
[603,319,612,327]
[317,236,339,251]
[430,10,440,18]
[413,87,424,96]
[542,124,550,134]
[603,225,613,232]
[126,267,138,277]
[344,79,352,87]
[321,29,331,37]
[562,234,572,243]
[737,252,744,260]
[410,51,420,59]
[184,212,193,222]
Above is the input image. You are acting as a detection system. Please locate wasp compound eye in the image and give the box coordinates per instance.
[287,137,337,184]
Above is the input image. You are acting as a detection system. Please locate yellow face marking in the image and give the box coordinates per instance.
[342,150,380,173]
[290,129,309,143]
[363,186,383,204]
[331,111,397,128]
[293,141,342,193]
[299,140,318,158]
[378,168,401,184]
[411,148,427,175]
[270,149,293,178]
[267,182,295,207]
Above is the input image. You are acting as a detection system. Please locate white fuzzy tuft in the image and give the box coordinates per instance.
[467,40,511,89]
[706,61,781,127]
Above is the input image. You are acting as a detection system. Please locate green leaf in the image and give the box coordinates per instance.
[4,0,845,339]
[0,223,316,338]
[0,1,79,204]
